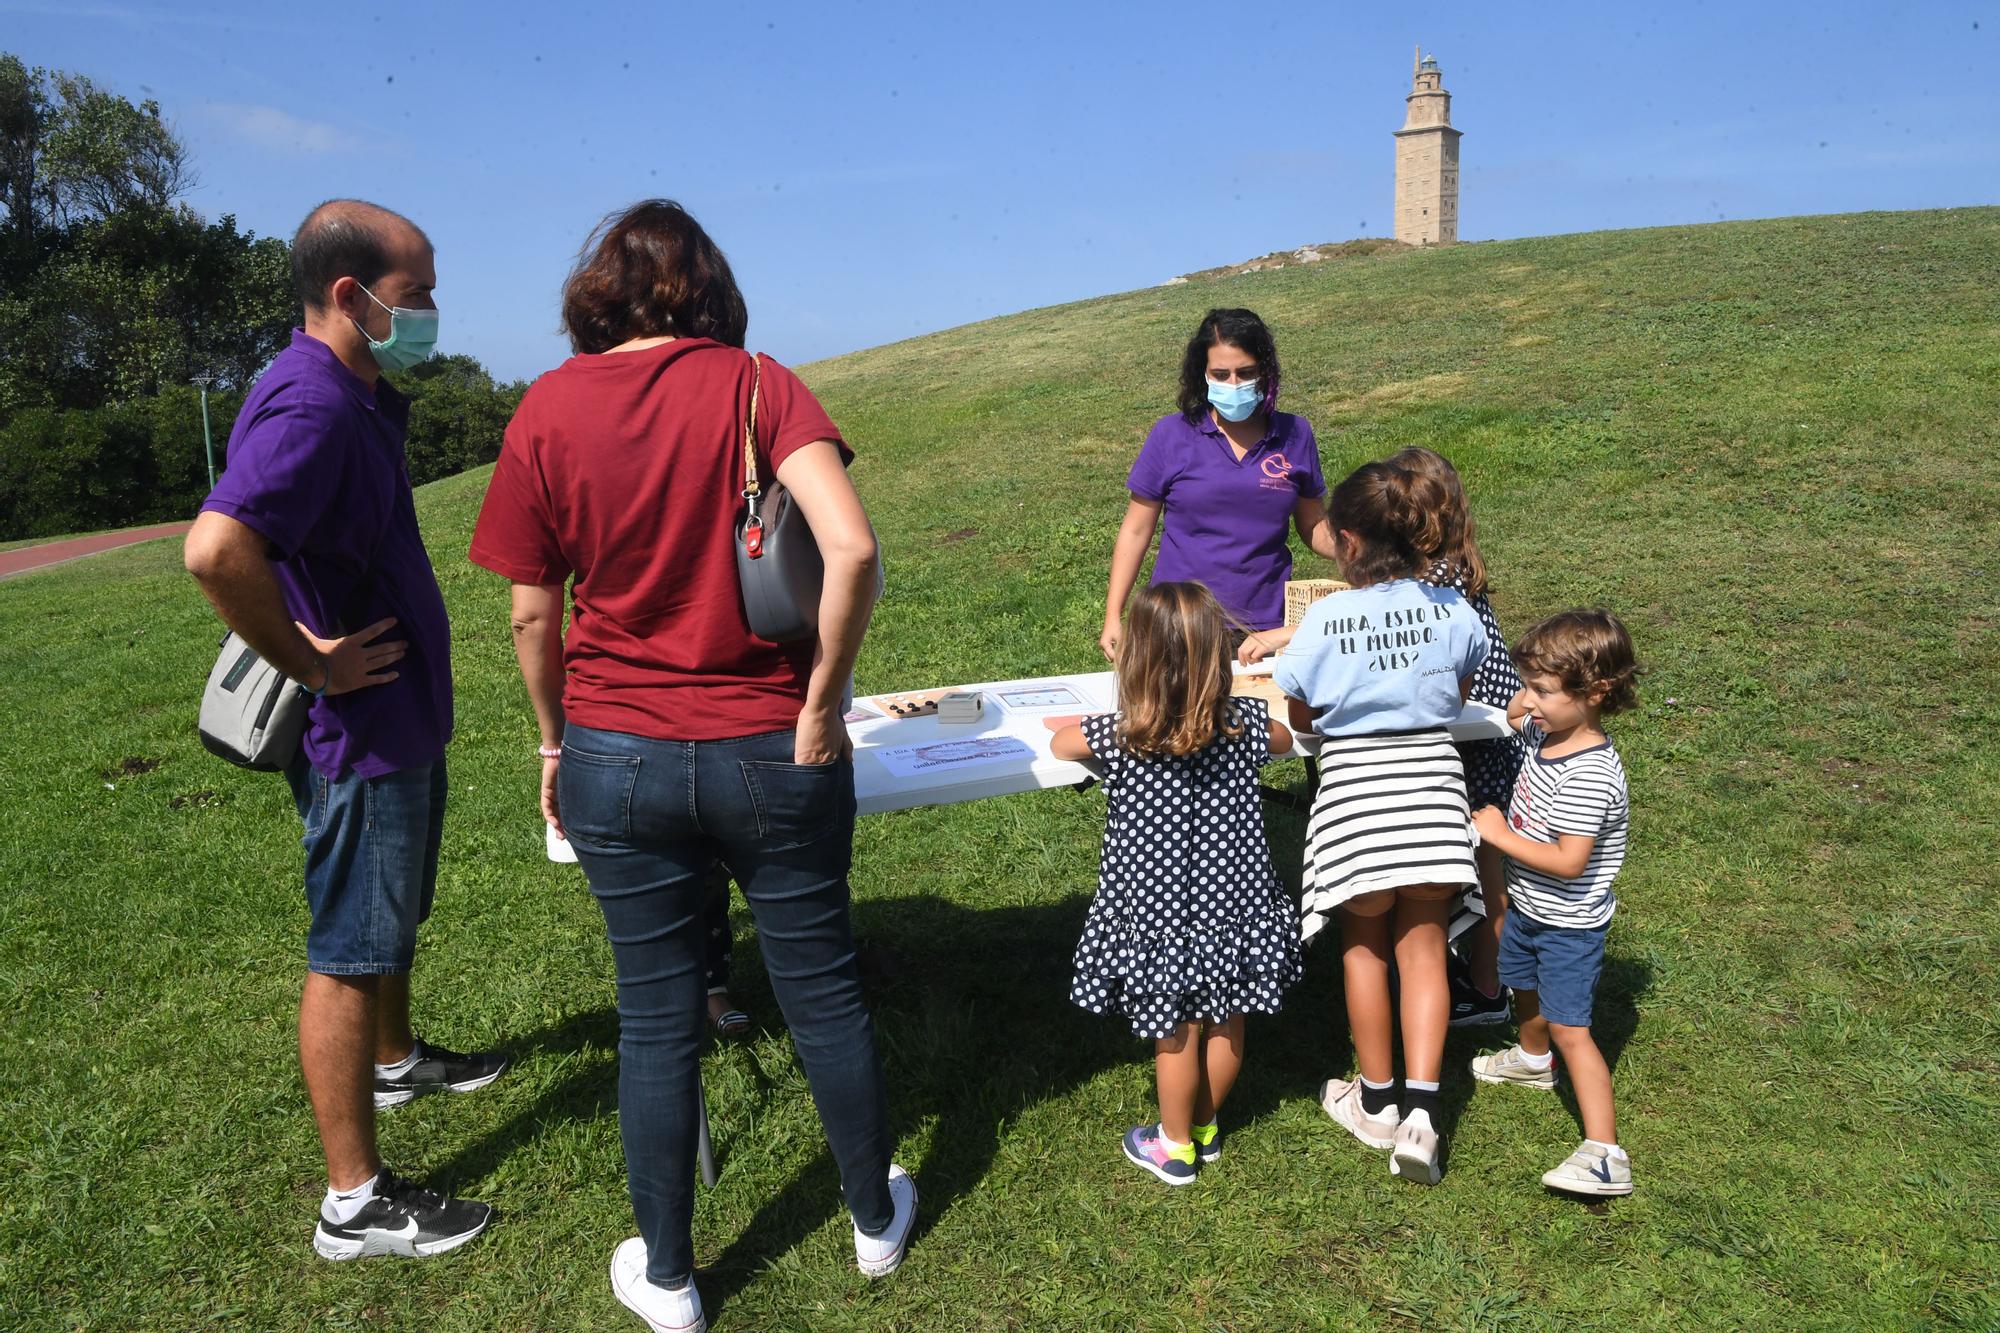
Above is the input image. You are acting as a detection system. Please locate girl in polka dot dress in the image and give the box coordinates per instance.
[1390,447,1525,1026]
[1052,581,1302,1186]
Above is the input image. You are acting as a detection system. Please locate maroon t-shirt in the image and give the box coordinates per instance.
[468,339,849,741]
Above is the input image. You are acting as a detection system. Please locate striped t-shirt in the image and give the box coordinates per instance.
[1500,721,1629,929]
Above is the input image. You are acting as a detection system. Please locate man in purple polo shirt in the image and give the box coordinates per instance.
[185,199,504,1261]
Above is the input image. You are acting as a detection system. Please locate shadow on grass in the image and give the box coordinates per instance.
[424,810,1654,1313]
[417,891,1132,1320]
[697,892,1132,1316]
[426,1005,621,1198]
[1215,944,1656,1153]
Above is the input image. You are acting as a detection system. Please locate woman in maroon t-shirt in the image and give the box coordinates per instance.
[469,201,914,1323]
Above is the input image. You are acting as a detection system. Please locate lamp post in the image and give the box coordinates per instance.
[191,373,217,488]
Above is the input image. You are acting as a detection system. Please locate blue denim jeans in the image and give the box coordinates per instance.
[558,723,893,1285]
[1497,909,1609,1028]
[284,756,444,975]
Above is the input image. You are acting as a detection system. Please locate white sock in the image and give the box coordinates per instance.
[375,1043,422,1078]
[1517,1046,1554,1070]
[323,1171,382,1224]
[1404,1079,1440,1094]
[1157,1128,1191,1153]
[1360,1076,1395,1091]
[1585,1138,1627,1161]
[1402,1106,1436,1133]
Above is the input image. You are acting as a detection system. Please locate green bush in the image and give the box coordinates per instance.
[401,354,526,487]
[0,356,525,540]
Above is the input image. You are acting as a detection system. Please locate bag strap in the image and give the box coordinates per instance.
[740,351,765,501]
[738,353,769,557]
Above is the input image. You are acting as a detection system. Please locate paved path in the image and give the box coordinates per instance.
[0,522,192,582]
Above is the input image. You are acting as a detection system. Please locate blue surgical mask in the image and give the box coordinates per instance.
[352,282,439,371]
[1207,378,1262,422]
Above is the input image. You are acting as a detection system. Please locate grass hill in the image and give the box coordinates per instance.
[2,208,1996,1330]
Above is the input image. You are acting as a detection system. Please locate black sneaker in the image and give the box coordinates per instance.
[1448,971,1510,1027]
[312,1169,492,1260]
[374,1037,509,1109]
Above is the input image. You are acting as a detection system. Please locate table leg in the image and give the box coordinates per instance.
[697,1072,718,1187]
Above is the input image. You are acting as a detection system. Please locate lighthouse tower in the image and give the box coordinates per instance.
[1393,47,1461,246]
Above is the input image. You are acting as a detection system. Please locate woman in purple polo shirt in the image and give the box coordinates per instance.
[1101,308,1339,662]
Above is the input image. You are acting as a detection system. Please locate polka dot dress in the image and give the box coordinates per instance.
[1424,559,1525,810]
[1069,698,1303,1041]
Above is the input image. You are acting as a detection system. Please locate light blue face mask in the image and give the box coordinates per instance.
[352,282,439,372]
[1207,378,1262,422]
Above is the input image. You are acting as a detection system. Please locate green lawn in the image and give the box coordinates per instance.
[3,207,1997,1330]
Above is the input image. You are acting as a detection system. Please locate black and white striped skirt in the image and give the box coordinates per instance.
[1300,729,1480,943]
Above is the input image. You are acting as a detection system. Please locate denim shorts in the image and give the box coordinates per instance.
[1497,908,1607,1028]
[284,756,445,975]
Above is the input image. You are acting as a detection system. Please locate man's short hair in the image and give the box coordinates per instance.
[291,200,428,312]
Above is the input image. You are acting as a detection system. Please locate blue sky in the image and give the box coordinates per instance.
[5,1,1994,381]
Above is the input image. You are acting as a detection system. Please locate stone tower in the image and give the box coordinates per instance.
[1393,47,1461,246]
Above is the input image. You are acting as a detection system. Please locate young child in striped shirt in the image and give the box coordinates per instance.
[1468,609,1640,1196]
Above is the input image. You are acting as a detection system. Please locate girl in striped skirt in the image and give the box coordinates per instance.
[1388,446,1527,1027]
[1271,460,1493,1185]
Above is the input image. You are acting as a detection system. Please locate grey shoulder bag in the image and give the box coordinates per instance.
[198,530,383,772]
[734,352,825,642]
[198,632,312,771]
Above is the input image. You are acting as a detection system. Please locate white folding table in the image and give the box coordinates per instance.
[548,665,1509,855]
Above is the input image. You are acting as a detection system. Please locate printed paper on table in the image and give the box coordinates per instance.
[873,735,1036,778]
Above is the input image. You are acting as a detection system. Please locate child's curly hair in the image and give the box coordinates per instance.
[1511,609,1640,716]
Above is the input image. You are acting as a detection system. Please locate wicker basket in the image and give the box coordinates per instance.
[1283,578,1351,627]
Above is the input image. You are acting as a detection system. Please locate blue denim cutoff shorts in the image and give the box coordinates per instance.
[1496,908,1608,1028]
[285,756,445,975]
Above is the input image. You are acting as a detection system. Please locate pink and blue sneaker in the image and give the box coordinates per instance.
[1122,1124,1198,1185]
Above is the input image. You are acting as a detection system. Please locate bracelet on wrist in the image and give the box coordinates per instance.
[538,744,562,759]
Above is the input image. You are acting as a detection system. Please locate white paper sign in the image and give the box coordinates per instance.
[990,684,1088,712]
[872,735,1036,778]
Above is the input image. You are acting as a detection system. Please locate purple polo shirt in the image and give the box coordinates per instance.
[1127,410,1326,629]
[201,330,453,780]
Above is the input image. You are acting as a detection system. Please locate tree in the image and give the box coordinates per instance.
[0,57,193,241]
[0,52,526,538]
[40,70,195,225]
[401,354,525,486]
[0,53,289,418]
[0,54,49,251]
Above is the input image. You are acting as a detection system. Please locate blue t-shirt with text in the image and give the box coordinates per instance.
[1271,579,1489,737]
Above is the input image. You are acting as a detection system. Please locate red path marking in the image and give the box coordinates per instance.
[0,521,192,582]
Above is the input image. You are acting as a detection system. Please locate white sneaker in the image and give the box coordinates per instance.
[1542,1142,1634,1197]
[610,1237,705,1332]
[1319,1078,1399,1150]
[1388,1116,1443,1186]
[853,1163,917,1277]
[1470,1044,1557,1090]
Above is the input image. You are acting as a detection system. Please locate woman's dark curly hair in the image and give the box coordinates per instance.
[1177,308,1281,423]
[561,199,748,353]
